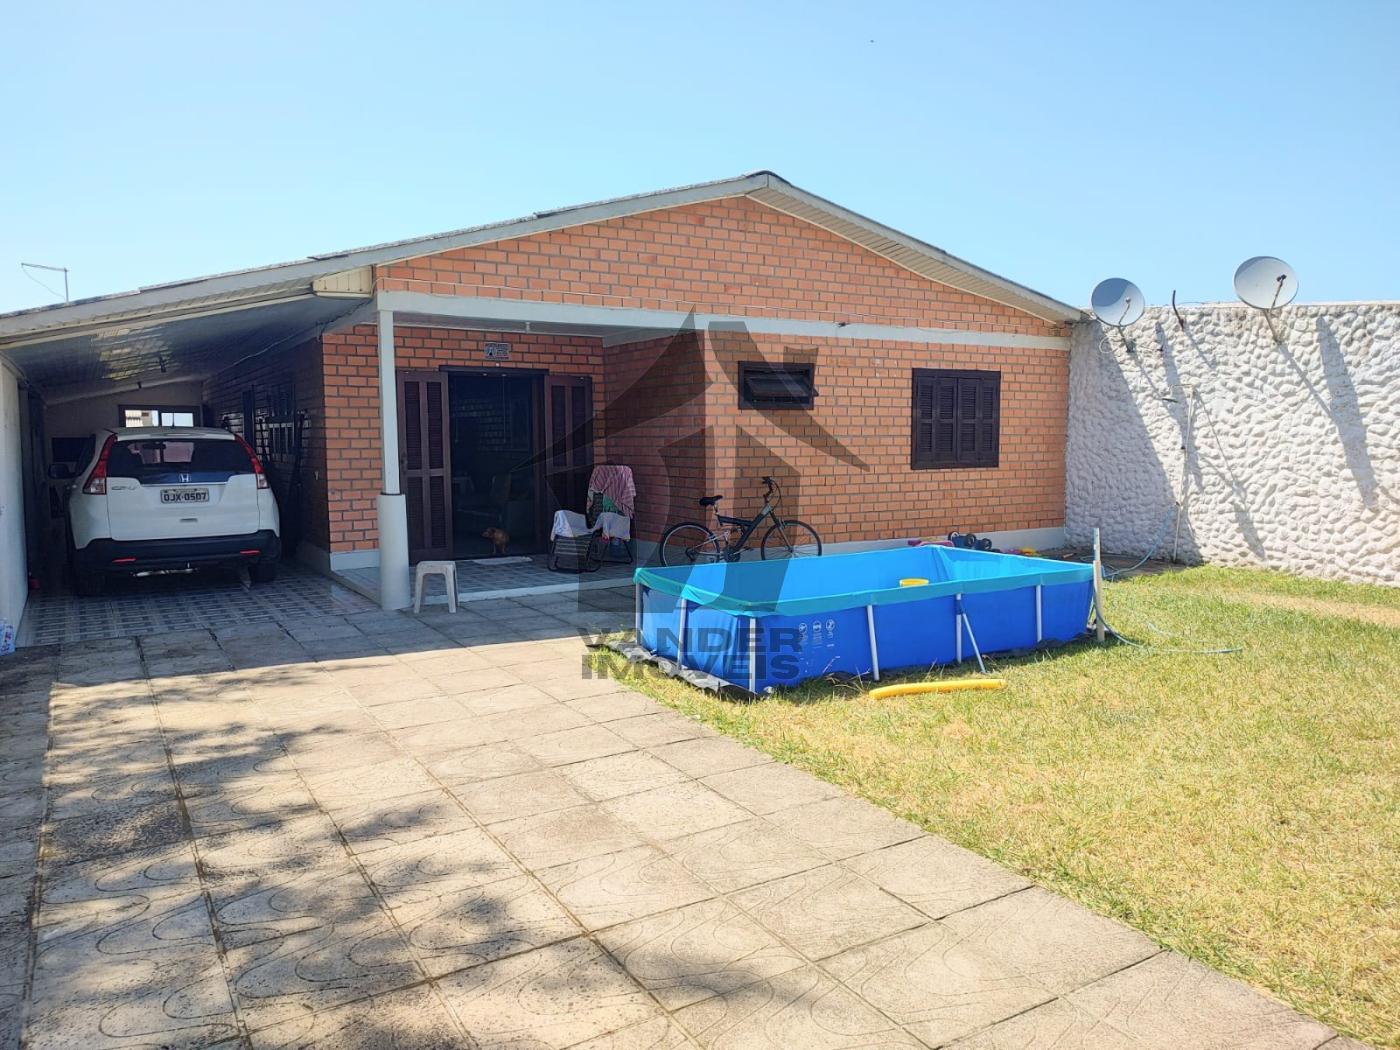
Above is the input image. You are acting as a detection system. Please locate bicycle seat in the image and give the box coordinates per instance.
[698,494,723,507]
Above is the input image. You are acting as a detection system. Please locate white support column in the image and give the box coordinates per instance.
[1035,585,1043,643]
[677,599,689,670]
[954,593,963,664]
[376,308,411,610]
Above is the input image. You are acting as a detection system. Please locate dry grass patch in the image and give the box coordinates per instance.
[593,566,1399,1047]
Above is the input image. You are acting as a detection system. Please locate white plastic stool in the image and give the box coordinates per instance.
[413,560,458,614]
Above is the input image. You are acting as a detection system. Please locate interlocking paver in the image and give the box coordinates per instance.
[538,845,713,930]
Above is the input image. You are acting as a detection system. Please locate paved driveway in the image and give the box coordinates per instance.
[0,593,1358,1049]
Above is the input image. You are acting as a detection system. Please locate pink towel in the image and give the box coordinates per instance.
[588,465,635,518]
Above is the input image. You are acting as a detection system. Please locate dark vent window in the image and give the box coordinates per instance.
[911,369,1000,469]
[739,363,816,409]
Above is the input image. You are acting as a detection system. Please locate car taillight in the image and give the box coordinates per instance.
[82,434,116,495]
[235,434,270,490]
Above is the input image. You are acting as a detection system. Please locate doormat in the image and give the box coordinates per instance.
[461,556,534,567]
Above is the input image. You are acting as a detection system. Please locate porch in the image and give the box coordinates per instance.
[335,552,636,608]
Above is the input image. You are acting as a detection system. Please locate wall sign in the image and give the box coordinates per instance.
[484,342,511,360]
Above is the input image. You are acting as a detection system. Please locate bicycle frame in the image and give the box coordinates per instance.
[712,501,776,559]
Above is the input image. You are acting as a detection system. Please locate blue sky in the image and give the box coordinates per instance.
[3,1,1397,313]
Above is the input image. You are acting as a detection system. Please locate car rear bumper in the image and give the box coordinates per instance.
[77,530,281,574]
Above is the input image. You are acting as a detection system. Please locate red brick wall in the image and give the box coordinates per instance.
[321,325,605,553]
[203,338,328,550]
[377,197,1064,338]
[316,196,1068,556]
[599,332,709,541]
[703,331,1067,545]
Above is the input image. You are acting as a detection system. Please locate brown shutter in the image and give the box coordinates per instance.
[398,371,453,562]
[912,369,1000,469]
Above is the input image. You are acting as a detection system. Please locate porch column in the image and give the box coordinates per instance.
[376,308,411,610]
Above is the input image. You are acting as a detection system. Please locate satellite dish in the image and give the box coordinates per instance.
[1234,256,1297,341]
[1090,278,1145,353]
[1091,278,1146,328]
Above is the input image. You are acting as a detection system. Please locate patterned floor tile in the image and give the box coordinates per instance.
[558,751,689,802]
[844,835,1032,920]
[436,937,659,1048]
[729,865,925,960]
[602,782,751,843]
[1065,951,1335,1050]
[940,887,1159,994]
[452,768,589,824]
[824,921,1053,1046]
[674,964,921,1050]
[248,983,464,1049]
[600,898,805,1010]
[538,846,713,931]
[663,818,829,894]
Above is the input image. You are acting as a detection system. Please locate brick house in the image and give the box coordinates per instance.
[0,173,1080,618]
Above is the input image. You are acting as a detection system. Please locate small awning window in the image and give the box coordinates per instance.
[739,362,816,409]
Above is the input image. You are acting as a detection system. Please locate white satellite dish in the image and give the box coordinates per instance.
[1234,256,1297,341]
[1090,278,1145,353]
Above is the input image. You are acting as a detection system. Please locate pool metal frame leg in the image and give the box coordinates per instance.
[954,593,988,674]
[634,584,642,647]
[677,599,689,670]
[1035,584,1043,644]
[955,592,963,664]
[866,604,880,682]
[747,617,759,694]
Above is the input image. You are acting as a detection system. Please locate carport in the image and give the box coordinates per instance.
[0,263,384,638]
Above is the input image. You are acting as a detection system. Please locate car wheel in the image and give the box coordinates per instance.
[249,561,278,585]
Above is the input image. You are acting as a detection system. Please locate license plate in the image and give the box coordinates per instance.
[161,488,209,504]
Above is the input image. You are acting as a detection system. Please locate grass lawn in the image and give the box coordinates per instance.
[592,566,1399,1047]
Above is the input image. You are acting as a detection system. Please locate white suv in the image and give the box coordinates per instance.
[60,427,281,595]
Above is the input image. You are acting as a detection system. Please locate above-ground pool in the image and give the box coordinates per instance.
[634,545,1094,692]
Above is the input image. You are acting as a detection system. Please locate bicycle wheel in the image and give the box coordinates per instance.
[658,522,726,566]
[761,519,823,559]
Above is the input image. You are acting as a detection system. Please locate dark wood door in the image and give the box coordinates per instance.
[542,375,593,514]
[398,371,453,562]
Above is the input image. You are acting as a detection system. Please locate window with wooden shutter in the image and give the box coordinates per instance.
[911,369,1000,469]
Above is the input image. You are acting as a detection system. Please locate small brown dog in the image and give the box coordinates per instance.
[482,527,511,556]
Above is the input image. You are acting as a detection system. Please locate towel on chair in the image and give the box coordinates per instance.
[595,511,631,542]
[587,465,635,518]
[550,509,594,540]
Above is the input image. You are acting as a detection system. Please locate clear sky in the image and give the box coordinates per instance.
[3,1,1397,314]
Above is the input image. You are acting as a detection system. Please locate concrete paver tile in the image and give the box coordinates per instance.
[518,724,635,767]
[844,835,1032,920]
[558,751,688,802]
[491,804,647,870]
[700,762,841,816]
[729,865,925,961]
[436,937,658,1049]
[1065,951,1335,1050]
[599,898,804,1010]
[650,736,772,779]
[325,788,478,855]
[940,887,1159,995]
[767,795,921,861]
[602,782,750,843]
[538,845,713,931]
[674,964,921,1050]
[662,818,829,894]
[452,768,589,824]
[824,921,1053,1046]
[248,983,463,1049]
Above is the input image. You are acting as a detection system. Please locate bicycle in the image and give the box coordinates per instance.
[657,476,823,566]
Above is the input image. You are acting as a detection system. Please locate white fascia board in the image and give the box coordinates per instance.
[374,291,1070,352]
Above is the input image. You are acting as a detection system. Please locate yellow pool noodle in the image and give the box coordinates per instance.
[868,679,1007,700]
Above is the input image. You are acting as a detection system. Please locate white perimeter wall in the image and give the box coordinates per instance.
[1067,302,1399,586]
[0,363,27,632]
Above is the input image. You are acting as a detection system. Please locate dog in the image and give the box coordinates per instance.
[482,527,511,556]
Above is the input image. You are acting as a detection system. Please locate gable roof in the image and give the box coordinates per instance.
[0,172,1081,346]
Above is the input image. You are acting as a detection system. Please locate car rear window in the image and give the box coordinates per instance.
[108,438,254,485]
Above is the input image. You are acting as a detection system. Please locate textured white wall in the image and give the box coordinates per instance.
[1067,302,1400,585]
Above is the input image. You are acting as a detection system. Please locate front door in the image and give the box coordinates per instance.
[543,375,593,516]
[398,371,452,562]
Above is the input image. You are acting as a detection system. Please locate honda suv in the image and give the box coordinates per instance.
[60,427,281,595]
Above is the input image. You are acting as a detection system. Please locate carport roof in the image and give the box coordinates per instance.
[0,171,1082,394]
